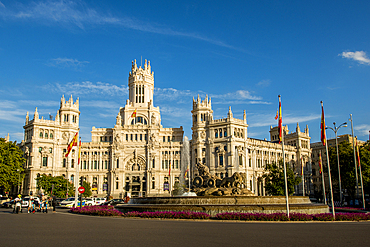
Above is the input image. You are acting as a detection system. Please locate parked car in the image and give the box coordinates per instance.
[21,197,41,208]
[59,197,76,208]
[84,198,95,206]
[102,199,124,206]
[1,199,14,208]
[93,197,107,205]
[63,200,86,208]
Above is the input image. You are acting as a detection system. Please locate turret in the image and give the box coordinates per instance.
[192,95,213,124]
[58,95,80,126]
[128,59,154,107]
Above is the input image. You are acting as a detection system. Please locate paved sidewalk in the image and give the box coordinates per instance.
[1,208,369,246]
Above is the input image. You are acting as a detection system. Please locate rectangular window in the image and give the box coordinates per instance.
[168,136,170,142]
[83,161,86,169]
[140,134,142,141]
[165,160,168,169]
[63,159,66,168]
[162,160,164,169]
[94,161,97,169]
[163,136,166,142]
[152,159,155,169]
[175,160,179,169]
[219,156,223,166]
[42,157,47,167]
[105,160,108,169]
[71,159,74,168]
[117,159,119,169]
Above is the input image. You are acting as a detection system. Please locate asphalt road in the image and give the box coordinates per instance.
[1,207,369,247]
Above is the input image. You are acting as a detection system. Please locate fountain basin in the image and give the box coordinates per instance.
[116,196,329,216]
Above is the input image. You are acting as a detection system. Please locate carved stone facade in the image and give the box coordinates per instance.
[20,59,312,198]
[20,59,183,198]
[191,96,312,196]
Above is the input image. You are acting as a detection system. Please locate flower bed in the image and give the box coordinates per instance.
[69,206,370,221]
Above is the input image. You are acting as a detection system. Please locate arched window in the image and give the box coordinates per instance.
[39,132,43,138]
[50,132,53,139]
[45,132,48,138]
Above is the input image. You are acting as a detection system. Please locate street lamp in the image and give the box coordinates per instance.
[17,169,20,195]
[326,122,347,206]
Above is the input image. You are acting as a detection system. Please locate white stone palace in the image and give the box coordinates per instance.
[19,59,312,198]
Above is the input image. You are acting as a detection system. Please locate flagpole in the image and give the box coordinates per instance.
[279,95,289,217]
[356,140,366,209]
[319,151,327,204]
[349,114,359,199]
[301,156,305,196]
[321,101,335,219]
[74,135,80,207]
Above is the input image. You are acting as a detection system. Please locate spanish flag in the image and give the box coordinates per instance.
[301,157,304,176]
[169,161,171,176]
[278,96,282,143]
[320,102,326,146]
[356,140,361,168]
[65,132,78,157]
[184,167,189,179]
[131,109,137,118]
[318,152,323,174]
[78,138,81,165]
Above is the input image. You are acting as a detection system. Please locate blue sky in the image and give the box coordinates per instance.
[1,0,369,144]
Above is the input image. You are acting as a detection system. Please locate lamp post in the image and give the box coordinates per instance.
[17,169,20,195]
[326,122,347,206]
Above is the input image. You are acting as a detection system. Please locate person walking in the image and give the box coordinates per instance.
[51,195,57,212]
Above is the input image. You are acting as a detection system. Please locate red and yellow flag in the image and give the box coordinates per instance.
[278,96,282,143]
[274,109,278,120]
[131,109,137,118]
[65,132,78,157]
[168,161,171,176]
[318,152,323,174]
[356,140,361,168]
[320,102,326,146]
[301,157,304,176]
[78,138,81,165]
[184,167,189,179]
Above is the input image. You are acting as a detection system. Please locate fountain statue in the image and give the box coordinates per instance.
[190,162,254,196]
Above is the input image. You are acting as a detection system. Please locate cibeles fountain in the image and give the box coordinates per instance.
[117,137,328,216]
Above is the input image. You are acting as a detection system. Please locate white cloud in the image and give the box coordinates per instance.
[340,51,370,65]
[355,124,370,137]
[46,81,129,96]
[256,79,271,87]
[0,0,244,51]
[0,109,25,123]
[212,90,262,101]
[47,57,89,68]
[0,1,5,8]
[248,112,320,128]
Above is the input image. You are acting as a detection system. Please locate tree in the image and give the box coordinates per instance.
[0,138,26,195]
[36,174,74,198]
[81,180,92,198]
[328,141,370,198]
[263,160,301,196]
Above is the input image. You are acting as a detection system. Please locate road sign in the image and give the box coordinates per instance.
[78,186,85,194]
